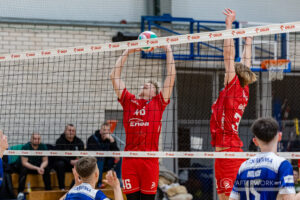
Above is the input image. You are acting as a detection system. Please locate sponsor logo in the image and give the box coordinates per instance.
[26,53,35,57]
[130,121,149,127]
[35,151,43,155]
[147,152,156,156]
[11,54,20,59]
[109,44,120,48]
[130,152,138,156]
[90,45,101,50]
[220,178,232,189]
[57,49,67,54]
[166,37,179,43]
[232,30,245,36]
[225,153,235,157]
[209,33,222,38]
[22,151,28,155]
[0,56,5,60]
[145,39,158,45]
[41,51,51,55]
[187,35,200,40]
[280,24,295,31]
[73,47,84,52]
[166,153,174,156]
[80,152,88,156]
[127,42,138,47]
[291,153,300,158]
[204,153,214,157]
[246,153,256,157]
[65,152,72,155]
[96,152,104,155]
[50,152,58,155]
[255,27,270,33]
[113,152,121,156]
[151,182,156,189]
[184,153,194,156]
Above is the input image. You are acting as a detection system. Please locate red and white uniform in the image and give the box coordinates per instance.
[210,75,249,196]
[210,75,249,148]
[118,88,169,194]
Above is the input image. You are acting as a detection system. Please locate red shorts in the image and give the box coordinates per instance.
[122,157,159,194]
[215,147,246,196]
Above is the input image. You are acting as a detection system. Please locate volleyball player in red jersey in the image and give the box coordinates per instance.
[211,9,257,200]
[110,45,176,200]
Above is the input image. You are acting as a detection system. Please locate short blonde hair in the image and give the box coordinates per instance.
[234,62,257,87]
[146,80,160,95]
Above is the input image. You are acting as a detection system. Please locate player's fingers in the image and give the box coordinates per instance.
[228,8,233,13]
[113,171,117,179]
[223,11,228,16]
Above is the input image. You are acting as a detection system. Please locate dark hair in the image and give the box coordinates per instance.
[251,118,279,143]
[75,157,97,179]
[101,122,110,129]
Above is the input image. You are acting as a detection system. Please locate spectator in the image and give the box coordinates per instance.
[54,124,84,190]
[17,133,51,199]
[0,130,8,186]
[87,122,121,187]
[294,168,300,193]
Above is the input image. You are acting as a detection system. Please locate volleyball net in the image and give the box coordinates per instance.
[1,21,300,160]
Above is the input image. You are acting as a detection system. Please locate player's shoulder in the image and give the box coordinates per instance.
[95,190,110,200]
[239,152,287,173]
[68,183,98,199]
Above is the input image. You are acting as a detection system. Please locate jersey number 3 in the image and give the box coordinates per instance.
[232,112,242,133]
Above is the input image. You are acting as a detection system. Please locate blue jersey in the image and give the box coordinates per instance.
[65,183,110,200]
[230,152,295,200]
[0,158,3,186]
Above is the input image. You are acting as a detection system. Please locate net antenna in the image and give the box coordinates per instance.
[261,59,291,81]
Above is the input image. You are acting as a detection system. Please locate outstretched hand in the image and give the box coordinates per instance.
[158,45,172,52]
[223,8,236,25]
[102,170,120,189]
[127,48,141,54]
[243,37,253,45]
[0,130,8,158]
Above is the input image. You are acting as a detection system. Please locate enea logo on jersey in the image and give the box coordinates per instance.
[129,118,149,127]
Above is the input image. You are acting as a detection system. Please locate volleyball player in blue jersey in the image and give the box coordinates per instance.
[229,118,295,200]
[0,130,8,187]
[64,157,123,200]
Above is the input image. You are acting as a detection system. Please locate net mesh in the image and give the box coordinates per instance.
[1,21,300,199]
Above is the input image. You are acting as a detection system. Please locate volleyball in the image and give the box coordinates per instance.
[138,31,157,52]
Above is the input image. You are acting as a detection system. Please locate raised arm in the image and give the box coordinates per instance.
[0,131,8,158]
[223,8,236,85]
[240,37,253,68]
[161,45,176,102]
[110,49,140,99]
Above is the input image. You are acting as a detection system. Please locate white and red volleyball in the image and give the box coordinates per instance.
[138,31,157,52]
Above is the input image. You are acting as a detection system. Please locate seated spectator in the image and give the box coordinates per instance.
[87,122,121,187]
[17,133,51,199]
[0,130,8,186]
[54,124,84,190]
[294,168,300,193]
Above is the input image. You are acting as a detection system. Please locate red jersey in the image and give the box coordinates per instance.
[210,75,249,148]
[118,88,170,151]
